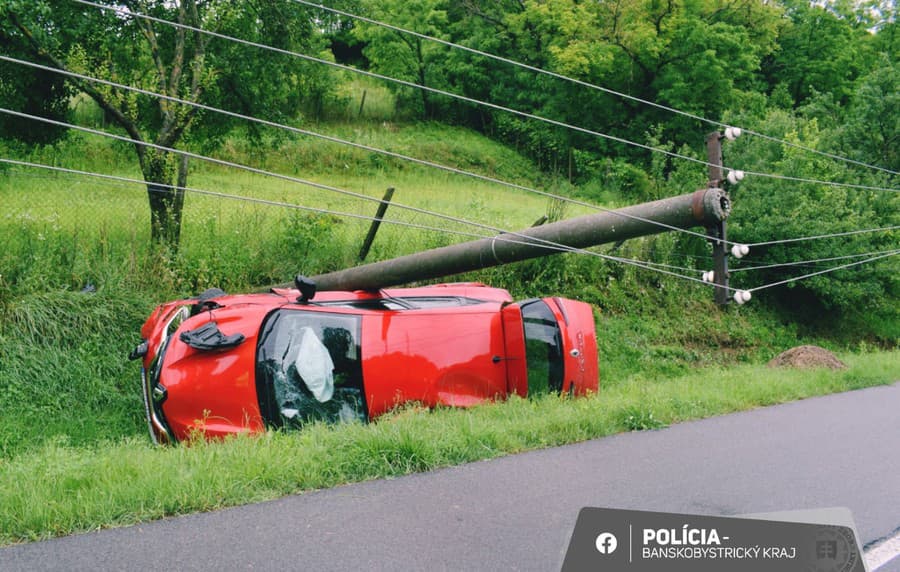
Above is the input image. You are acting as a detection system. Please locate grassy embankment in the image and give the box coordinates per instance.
[1,111,896,545]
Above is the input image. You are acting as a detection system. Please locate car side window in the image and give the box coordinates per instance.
[256,310,366,428]
[520,299,564,394]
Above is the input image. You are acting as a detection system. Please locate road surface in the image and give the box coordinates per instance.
[2,382,898,571]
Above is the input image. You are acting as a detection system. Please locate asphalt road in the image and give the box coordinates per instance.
[2,382,898,571]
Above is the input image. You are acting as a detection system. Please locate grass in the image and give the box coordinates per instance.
[1,121,897,547]
[0,350,895,546]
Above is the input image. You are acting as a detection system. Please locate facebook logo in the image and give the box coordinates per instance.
[594,532,618,554]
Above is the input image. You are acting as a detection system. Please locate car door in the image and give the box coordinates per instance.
[361,306,510,417]
[501,298,598,396]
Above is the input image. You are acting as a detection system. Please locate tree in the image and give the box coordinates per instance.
[0,54,70,146]
[457,0,781,174]
[725,108,898,314]
[762,0,867,107]
[839,57,899,172]
[1,0,335,248]
[352,0,450,119]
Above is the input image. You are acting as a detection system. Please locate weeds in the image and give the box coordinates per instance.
[0,352,896,545]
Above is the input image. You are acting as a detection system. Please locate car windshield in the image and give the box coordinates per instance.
[520,299,564,394]
[256,309,366,428]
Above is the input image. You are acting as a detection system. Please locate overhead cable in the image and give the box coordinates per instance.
[291,0,900,178]
[731,249,900,272]
[0,55,720,244]
[746,251,899,293]
[0,114,718,276]
[0,157,719,289]
[69,1,715,170]
[0,158,495,239]
[0,106,531,237]
[72,0,898,194]
[747,225,900,247]
[737,170,897,193]
[8,156,892,297]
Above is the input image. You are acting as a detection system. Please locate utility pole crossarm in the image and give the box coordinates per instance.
[298,188,730,292]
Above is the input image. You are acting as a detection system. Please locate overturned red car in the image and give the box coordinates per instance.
[131,278,598,444]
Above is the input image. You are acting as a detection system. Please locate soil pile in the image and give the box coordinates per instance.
[767,345,847,370]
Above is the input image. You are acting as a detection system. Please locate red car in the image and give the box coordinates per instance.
[132,278,599,444]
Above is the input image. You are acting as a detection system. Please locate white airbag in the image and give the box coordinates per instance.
[294,327,335,402]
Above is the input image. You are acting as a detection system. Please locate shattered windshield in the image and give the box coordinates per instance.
[256,310,366,428]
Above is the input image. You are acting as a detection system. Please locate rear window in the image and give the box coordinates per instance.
[520,299,564,394]
[256,310,366,428]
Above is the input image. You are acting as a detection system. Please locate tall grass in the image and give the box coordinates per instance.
[0,351,895,545]
[1,124,896,544]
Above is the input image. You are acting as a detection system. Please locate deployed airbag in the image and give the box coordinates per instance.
[294,327,335,402]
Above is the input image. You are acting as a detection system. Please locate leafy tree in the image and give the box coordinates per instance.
[838,57,899,173]
[352,0,450,119]
[0,55,70,145]
[725,109,898,313]
[1,0,335,248]
[762,0,868,107]
[431,0,782,175]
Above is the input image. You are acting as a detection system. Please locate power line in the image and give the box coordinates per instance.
[1,157,616,256]
[72,0,898,194]
[292,0,899,178]
[0,156,723,290]
[0,158,492,239]
[0,55,720,245]
[747,225,900,247]
[7,9,895,297]
[8,107,725,269]
[9,156,892,299]
[731,249,900,273]
[746,250,899,293]
[0,106,528,238]
[737,170,897,193]
[0,112,722,278]
[603,257,704,275]
[69,1,713,171]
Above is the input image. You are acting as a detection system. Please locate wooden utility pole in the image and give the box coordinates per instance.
[706,131,730,306]
[358,187,395,262]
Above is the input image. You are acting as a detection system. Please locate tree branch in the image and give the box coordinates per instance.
[133,1,169,105]
[157,0,205,149]
[167,1,187,97]
[7,11,147,165]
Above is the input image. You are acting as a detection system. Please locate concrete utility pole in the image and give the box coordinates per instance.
[293,188,731,292]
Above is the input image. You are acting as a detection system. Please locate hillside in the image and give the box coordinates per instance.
[1,117,895,457]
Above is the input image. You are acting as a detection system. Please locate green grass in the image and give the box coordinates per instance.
[1,122,897,547]
[0,350,895,546]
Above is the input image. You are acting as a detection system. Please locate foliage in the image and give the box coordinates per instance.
[0,0,340,247]
[352,0,450,119]
[763,0,868,106]
[724,109,899,314]
[836,57,900,172]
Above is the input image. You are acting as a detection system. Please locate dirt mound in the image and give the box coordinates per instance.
[767,345,847,370]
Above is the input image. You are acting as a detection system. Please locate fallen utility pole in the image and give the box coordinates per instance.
[286,188,730,292]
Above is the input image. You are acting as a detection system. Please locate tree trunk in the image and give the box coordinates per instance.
[143,150,186,249]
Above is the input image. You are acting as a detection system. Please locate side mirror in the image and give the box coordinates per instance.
[294,275,317,304]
